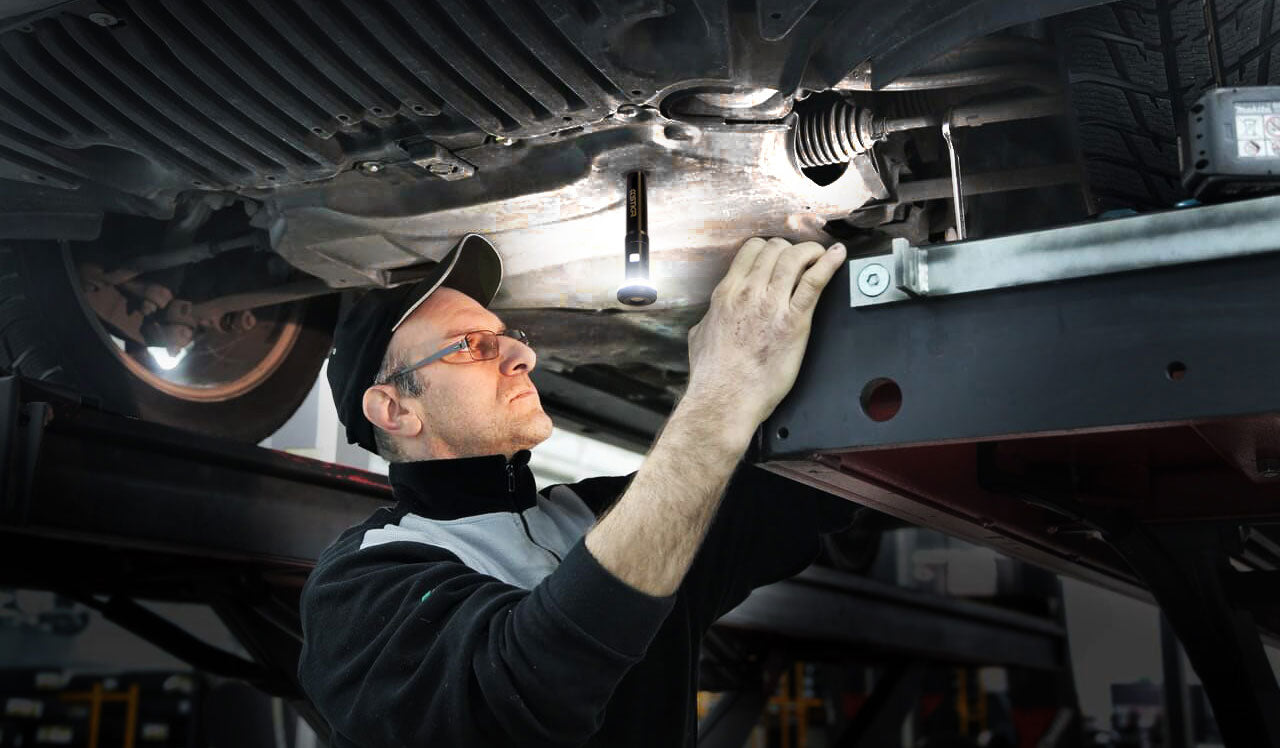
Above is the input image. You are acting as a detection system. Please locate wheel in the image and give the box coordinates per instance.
[0,240,337,443]
[1056,0,1280,212]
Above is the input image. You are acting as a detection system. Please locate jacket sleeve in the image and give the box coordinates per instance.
[683,463,857,627]
[297,532,675,747]
[555,463,856,630]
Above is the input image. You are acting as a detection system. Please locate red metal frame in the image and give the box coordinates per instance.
[763,414,1280,599]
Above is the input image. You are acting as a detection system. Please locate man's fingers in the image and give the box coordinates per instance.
[746,237,794,285]
[725,237,768,281]
[768,241,827,296]
[789,243,846,313]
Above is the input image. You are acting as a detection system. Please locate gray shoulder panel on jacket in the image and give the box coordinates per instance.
[359,485,597,589]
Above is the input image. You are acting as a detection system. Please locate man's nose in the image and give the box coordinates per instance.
[498,335,536,375]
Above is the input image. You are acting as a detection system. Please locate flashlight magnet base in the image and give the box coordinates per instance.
[617,281,657,306]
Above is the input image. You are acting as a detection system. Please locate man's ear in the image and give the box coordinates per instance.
[362,384,424,440]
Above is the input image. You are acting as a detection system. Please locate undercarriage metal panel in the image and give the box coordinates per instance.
[0,0,652,198]
[270,111,884,307]
[0,0,1100,220]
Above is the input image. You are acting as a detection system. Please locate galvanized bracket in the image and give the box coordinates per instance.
[848,194,1280,308]
[892,239,928,297]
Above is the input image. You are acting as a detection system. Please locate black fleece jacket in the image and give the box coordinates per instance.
[297,449,854,747]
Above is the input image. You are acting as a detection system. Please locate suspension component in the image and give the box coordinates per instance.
[794,94,1065,170]
[794,99,879,168]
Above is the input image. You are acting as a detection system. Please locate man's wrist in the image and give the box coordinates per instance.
[670,381,759,456]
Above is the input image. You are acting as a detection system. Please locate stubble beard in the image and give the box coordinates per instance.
[451,403,553,458]
[417,386,553,459]
[507,405,554,453]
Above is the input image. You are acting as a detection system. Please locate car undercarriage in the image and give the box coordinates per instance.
[4,0,1280,745]
[2,0,1120,439]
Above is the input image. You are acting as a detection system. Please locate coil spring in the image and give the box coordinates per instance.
[794,99,875,169]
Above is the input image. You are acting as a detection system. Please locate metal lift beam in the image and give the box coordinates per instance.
[761,194,1280,748]
[0,373,1069,704]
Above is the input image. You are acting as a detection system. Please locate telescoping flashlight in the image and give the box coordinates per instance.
[617,170,657,306]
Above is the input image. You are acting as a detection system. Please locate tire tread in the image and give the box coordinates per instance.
[1059,0,1279,210]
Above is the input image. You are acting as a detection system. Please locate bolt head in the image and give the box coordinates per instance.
[427,162,454,175]
[495,136,517,147]
[857,263,890,297]
[358,161,383,174]
[89,12,119,26]
[616,104,640,119]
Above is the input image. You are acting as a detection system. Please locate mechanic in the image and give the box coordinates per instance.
[297,233,855,747]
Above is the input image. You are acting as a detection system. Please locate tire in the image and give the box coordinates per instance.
[1056,0,1279,212]
[0,240,337,443]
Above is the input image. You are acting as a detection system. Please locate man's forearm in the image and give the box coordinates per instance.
[582,237,846,598]
[584,387,754,597]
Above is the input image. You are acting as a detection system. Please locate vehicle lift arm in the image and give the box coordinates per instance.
[763,192,1280,748]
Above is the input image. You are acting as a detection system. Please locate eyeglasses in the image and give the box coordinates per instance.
[377,329,530,385]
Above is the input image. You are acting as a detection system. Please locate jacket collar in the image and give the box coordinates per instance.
[388,449,537,520]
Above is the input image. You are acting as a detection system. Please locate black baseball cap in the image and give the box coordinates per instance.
[327,234,503,455]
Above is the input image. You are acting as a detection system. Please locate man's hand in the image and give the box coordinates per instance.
[584,236,845,597]
[685,237,847,439]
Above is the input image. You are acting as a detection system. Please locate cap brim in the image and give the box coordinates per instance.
[390,233,503,332]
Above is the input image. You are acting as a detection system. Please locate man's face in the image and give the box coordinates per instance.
[385,287,553,460]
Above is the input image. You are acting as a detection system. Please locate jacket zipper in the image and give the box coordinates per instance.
[508,463,562,564]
